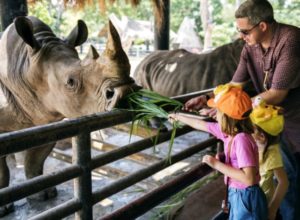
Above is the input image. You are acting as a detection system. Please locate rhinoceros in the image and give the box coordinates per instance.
[133,39,245,97]
[0,16,136,216]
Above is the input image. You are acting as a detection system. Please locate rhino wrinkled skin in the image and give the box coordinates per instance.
[0,16,135,216]
[133,39,245,97]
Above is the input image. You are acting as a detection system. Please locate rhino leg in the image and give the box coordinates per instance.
[0,157,15,217]
[25,143,57,201]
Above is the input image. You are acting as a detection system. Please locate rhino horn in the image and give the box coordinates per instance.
[101,20,130,76]
[84,45,99,60]
[66,20,88,47]
[14,17,40,50]
[103,20,125,58]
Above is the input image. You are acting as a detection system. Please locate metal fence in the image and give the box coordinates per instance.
[0,89,217,220]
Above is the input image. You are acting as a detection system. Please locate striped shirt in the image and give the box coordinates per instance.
[232,22,300,153]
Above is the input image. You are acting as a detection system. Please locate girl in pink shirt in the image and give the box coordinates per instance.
[169,85,267,220]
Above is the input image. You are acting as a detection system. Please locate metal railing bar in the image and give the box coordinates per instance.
[100,163,213,220]
[0,89,216,219]
[90,126,194,170]
[92,137,218,205]
[0,89,214,158]
[50,148,130,179]
[0,110,133,157]
[0,165,82,206]
[73,132,93,220]
[91,139,161,166]
[29,198,82,220]
[171,88,214,103]
[0,127,201,207]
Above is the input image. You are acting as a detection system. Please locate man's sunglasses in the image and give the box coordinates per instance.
[237,22,260,35]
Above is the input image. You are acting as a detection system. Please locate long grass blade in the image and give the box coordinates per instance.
[121,89,183,160]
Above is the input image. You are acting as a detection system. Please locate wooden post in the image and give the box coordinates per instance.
[154,0,170,50]
[0,0,28,31]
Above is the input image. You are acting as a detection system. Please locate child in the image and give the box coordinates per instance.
[250,98,289,220]
[168,85,267,220]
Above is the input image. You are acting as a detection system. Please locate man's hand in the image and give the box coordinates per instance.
[199,108,217,119]
[183,95,207,111]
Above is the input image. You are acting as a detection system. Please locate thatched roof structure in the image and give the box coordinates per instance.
[28,0,165,27]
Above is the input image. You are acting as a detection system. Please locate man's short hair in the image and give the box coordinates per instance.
[235,0,275,25]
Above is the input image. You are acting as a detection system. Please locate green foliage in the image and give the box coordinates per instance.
[28,0,300,47]
[171,0,201,33]
[211,0,223,24]
[28,0,68,36]
[272,0,300,27]
[28,0,54,27]
[211,23,237,47]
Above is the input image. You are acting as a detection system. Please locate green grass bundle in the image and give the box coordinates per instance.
[124,89,183,162]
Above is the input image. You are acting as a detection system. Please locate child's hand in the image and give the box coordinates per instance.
[202,155,218,168]
[168,113,177,123]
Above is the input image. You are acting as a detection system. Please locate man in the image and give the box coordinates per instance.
[184,1,300,219]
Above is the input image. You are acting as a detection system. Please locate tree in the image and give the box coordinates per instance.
[200,0,213,50]
[27,0,300,48]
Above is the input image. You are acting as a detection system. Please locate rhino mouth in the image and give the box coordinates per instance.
[104,78,140,111]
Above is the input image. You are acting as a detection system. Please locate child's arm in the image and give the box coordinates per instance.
[168,113,209,132]
[202,155,257,186]
[268,167,289,220]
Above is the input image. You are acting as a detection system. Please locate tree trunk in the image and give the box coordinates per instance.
[154,0,170,50]
[0,0,28,31]
[200,0,213,50]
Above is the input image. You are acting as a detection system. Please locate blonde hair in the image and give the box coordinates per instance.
[219,111,254,136]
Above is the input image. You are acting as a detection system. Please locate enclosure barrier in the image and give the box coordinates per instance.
[0,89,217,220]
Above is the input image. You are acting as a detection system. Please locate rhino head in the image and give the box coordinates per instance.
[8,17,136,124]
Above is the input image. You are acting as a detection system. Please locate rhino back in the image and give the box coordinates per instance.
[134,39,244,97]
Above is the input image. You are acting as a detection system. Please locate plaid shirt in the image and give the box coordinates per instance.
[232,22,300,152]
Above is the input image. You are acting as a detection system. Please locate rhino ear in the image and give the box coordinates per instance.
[66,20,88,47]
[84,45,99,60]
[14,17,40,50]
[104,20,124,58]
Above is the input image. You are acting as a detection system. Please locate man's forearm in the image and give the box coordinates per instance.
[256,89,289,105]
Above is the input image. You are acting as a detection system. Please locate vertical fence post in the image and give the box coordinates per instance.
[73,132,93,220]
